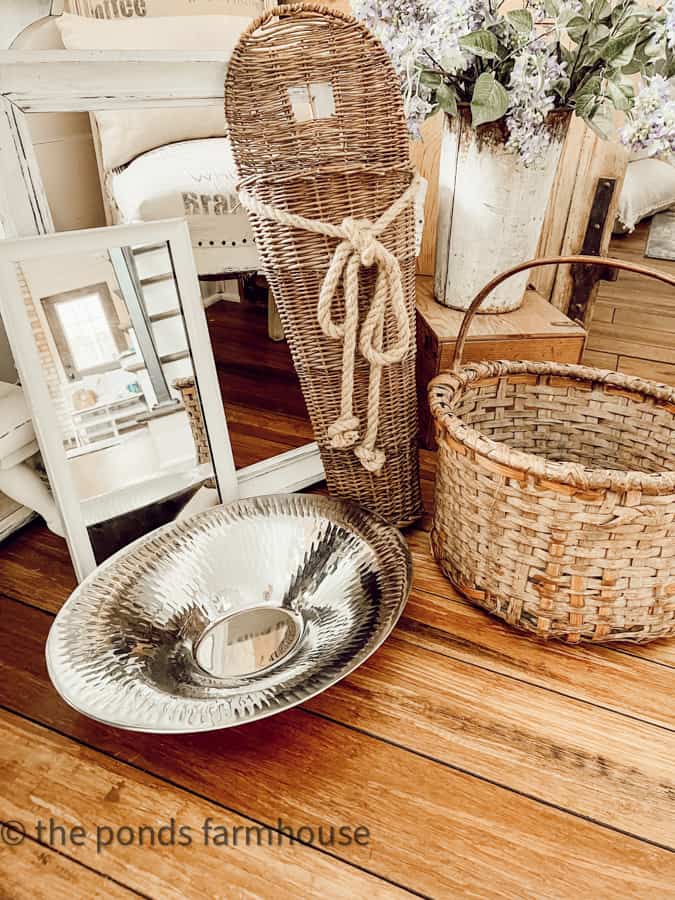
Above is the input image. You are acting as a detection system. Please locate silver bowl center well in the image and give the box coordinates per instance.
[194,606,303,679]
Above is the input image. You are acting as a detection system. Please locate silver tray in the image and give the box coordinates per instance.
[46,494,412,733]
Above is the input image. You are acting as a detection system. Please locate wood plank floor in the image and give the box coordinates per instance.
[0,413,674,898]
[585,219,675,384]
[207,299,309,422]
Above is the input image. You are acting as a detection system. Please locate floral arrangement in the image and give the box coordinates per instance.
[353,0,675,165]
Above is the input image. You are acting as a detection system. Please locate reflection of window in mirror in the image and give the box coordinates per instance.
[15,240,224,563]
[41,283,127,381]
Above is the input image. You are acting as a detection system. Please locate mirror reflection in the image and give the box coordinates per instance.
[194,607,303,679]
[25,110,315,473]
[19,240,217,562]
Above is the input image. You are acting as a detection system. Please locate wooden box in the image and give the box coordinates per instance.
[416,277,586,448]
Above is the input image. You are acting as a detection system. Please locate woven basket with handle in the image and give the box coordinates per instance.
[224,4,423,527]
[429,255,675,644]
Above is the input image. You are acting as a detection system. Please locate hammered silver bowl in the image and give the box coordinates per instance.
[46,494,412,733]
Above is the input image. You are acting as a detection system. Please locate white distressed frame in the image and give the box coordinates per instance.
[0,218,239,579]
[0,50,325,576]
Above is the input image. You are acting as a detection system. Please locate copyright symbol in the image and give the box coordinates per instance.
[1,821,26,845]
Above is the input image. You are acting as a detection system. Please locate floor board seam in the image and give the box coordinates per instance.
[409,584,675,672]
[8,588,671,731]
[0,705,427,900]
[2,586,674,859]
[2,694,673,862]
[609,646,675,670]
[303,709,675,855]
[394,618,675,732]
[0,592,56,617]
[0,818,149,898]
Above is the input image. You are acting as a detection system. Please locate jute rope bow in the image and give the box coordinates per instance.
[239,173,423,473]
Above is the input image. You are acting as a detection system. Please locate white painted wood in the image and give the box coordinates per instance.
[5,100,55,233]
[0,256,94,577]
[59,0,270,231]
[433,111,461,305]
[0,100,44,237]
[434,114,568,313]
[236,443,325,498]
[0,462,64,535]
[164,218,238,505]
[0,219,237,579]
[0,50,229,111]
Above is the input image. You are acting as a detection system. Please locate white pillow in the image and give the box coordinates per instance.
[110,138,261,273]
[616,158,675,232]
[0,382,34,463]
[56,13,251,170]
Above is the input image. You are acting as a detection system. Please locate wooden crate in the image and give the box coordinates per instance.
[416,277,586,448]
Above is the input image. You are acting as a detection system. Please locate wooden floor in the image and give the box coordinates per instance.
[0,414,674,898]
[585,218,675,384]
[207,299,308,421]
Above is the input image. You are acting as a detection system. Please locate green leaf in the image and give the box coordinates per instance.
[605,76,633,111]
[608,2,627,26]
[631,4,658,19]
[594,0,612,20]
[604,23,641,68]
[586,99,615,140]
[566,15,591,44]
[418,69,443,89]
[551,76,571,100]
[621,58,643,75]
[560,44,576,68]
[436,82,458,117]
[588,23,610,45]
[644,35,666,60]
[470,72,510,128]
[459,30,499,60]
[506,9,533,33]
[573,74,602,118]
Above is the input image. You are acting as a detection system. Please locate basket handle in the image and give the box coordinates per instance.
[451,254,675,372]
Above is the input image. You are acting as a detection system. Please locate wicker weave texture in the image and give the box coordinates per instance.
[430,257,675,644]
[224,4,422,526]
[173,377,211,467]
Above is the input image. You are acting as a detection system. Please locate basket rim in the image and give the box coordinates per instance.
[224,3,407,147]
[429,359,675,495]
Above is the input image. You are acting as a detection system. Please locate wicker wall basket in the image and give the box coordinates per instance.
[224,4,423,527]
[429,255,675,644]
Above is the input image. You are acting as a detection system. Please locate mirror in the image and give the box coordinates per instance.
[22,240,216,561]
[0,51,325,582]
[0,220,236,578]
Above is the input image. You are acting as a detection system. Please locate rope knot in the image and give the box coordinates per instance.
[341,216,378,267]
[238,172,424,473]
[354,445,386,474]
[327,415,359,449]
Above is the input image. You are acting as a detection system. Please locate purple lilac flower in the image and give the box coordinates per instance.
[505,48,566,167]
[527,0,581,24]
[665,0,675,49]
[620,75,675,156]
[353,0,486,133]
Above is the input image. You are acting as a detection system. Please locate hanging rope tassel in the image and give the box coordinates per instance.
[318,247,361,449]
[239,172,423,473]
